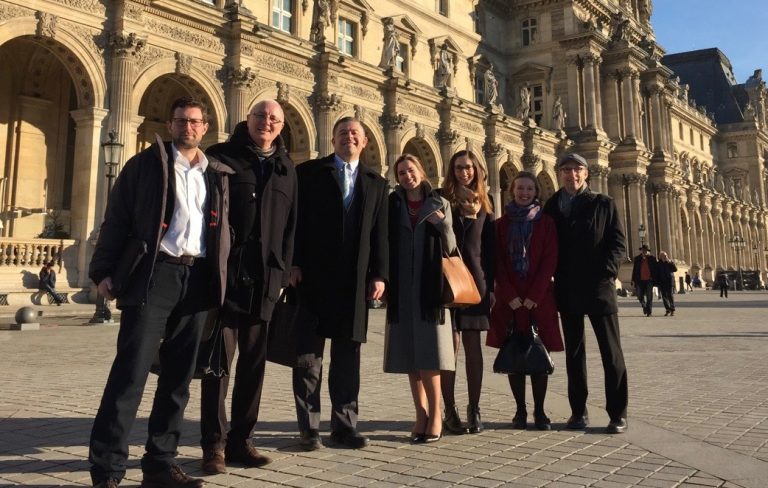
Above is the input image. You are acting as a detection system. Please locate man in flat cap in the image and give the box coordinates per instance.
[631,244,658,317]
[543,153,629,434]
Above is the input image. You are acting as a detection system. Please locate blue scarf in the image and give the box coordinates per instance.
[505,201,543,278]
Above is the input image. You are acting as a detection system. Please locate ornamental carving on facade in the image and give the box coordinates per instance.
[35,11,57,39]
[124,3,144,21]
[146,19,224,54]
[254,54,313,81]
[380,113,408,131]
[229,66,257,89]
[436,127,459,145]
[109,32,146,57]
[135,46,168,72]
[339,82,383,103]
[398,98,438,119]
[277,82,291,104]
[67,22,106,70]
[52,0,103,14]
[175,52,193,76]
[483,142,504,159]
[309,93,342,112]
[0,4,30,21]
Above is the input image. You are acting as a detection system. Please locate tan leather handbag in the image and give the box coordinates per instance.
[442,251,481,308]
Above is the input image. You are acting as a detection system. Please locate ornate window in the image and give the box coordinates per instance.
[271,0,294,34]
[522,18,537,46]
[474,74,485,104]
[337,18,356,56]
[531,84,544,124]
[438,0,448,17]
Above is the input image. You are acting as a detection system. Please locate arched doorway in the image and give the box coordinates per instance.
[136,75,221,152]
[499,161,519,209]
[0,37,90,238]
[537,171,557,203]
[280,102,313,163]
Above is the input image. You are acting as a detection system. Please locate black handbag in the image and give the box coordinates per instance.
[149,309,229,379]
[194,310,228,379]
[493,314,554,376]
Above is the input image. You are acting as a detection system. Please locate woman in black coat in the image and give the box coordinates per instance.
[656,251,677,316]
[439,150,494,434]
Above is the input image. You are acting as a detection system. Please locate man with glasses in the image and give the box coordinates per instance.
[89,97,232,488]
[199,100,297,474]
[543,153,629,434]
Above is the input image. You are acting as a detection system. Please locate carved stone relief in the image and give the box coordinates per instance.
[146,19,225,54]
[254,54,313,81]
[0,4,30,21]
[35,11,57,39]
[175,52,193,76]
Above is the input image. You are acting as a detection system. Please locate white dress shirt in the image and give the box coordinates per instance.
[334,154,360,200]
[159,145,208,257]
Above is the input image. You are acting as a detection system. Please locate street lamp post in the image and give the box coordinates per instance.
[638,223,646,248]
[90,129,123,324]
[729,234,745,291]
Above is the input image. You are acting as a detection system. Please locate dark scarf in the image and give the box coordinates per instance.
[505,201,543,278]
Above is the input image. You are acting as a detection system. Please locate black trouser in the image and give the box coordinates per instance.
[660,285,675,312]
[200,319,268,450]
[292,334,361,434]
[636,280,653,314]
[41,284,63,304]
[89,259,210,484]
[560,313,628,422]
[720,284,729,298]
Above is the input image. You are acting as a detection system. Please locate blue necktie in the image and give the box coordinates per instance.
[342,163,353,208]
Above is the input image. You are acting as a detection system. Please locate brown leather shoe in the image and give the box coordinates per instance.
[201,448,226,475]
[140,465,202,488]
[225,443,271,468]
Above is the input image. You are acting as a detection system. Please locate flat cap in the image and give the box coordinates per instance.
[557,152,588,168]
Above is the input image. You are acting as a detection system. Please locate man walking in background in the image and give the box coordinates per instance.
[631,244,658,317]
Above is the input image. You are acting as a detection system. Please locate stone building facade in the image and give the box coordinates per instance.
[0,0,765,302]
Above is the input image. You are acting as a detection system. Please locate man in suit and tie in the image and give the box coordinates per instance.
[289,117,388,450]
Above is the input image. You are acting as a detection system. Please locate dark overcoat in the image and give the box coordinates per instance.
[542,188,626,316]
[294,154,388,343]
[89,135,233,309]
[631,254,659,285]
[206,122,298,322]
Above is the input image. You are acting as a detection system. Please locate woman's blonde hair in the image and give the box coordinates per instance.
[443,150,493,213]
[394,153,427,181]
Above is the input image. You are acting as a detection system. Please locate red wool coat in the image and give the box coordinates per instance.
[487,212,564,352]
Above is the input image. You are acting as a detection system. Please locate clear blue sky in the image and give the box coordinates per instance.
[653,0,768,83]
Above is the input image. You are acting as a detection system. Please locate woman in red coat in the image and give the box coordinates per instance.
[488,171,564,430]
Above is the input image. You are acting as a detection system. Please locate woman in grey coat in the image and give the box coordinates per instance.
[384,154,457,444]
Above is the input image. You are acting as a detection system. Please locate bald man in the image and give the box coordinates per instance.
[200,100,298,473]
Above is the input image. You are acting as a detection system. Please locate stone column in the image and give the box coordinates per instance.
[582,54,599,130]
[654,183,674,254]
[69,107,109,287]
[592,56,603,130]
[625,174,647,253]
[483,142,504,208]
[565,55,582,130]
[620,68,638,142]
[228,67,256,133]
[602,72,621,140]
[311,93,342,157]
[107,32,145,166]
[648,85,666,156]
[381,113,409,185]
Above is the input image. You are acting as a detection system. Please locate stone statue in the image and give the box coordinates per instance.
[484,66,498,106]
[611,13,630,42]
[715,173,725,192]
[552,95,567,131]
[638,0,653,23]
[435,43,453,88]
[381,18,400,69]
[754,188,761,206]
[310,0,332,43]
[517,84,531,119]
[728,179,736,198]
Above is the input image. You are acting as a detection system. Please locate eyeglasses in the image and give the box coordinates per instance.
[171,118,206,128]
[249,113,284,125]
[559,166,586,173]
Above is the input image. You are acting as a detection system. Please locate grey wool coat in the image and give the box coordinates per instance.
[383,184,457,373]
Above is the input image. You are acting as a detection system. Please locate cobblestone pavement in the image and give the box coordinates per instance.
[1,290,766,487]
